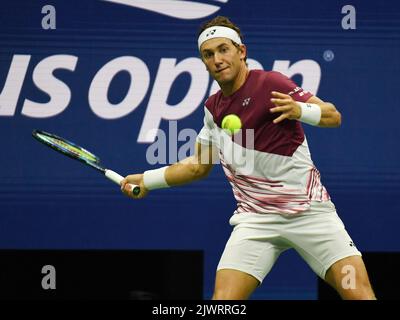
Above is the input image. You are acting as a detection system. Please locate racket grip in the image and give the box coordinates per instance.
[105,169,140,196]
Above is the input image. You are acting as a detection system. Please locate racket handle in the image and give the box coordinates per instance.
[105,169,140,196]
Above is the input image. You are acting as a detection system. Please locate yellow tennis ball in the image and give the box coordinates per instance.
[222,114,242,134]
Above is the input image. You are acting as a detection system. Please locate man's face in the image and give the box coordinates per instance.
[200,37,246,84]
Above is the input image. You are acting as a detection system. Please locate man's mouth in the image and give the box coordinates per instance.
[216,67,228,73]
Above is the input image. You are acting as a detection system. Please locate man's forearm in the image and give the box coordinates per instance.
[164,156,211,186]
[302,96,342,128]
[318,102,342,127]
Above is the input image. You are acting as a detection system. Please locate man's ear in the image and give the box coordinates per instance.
[239,44,247,60]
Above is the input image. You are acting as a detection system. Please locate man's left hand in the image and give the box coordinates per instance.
[270,91,301,124]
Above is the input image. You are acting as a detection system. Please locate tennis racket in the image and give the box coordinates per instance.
[32,129,140,196]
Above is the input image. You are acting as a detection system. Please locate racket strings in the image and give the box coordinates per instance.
[37,133,99,163]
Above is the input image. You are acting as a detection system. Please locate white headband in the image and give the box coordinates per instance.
[198,26,242,50]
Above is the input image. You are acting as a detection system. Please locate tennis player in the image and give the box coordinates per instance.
[121,16,376,300]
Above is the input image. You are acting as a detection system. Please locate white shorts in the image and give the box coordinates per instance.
[217,200,361,283]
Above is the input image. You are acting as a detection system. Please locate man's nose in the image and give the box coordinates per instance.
[214,52,223,65]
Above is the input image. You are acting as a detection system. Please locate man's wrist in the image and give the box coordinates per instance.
[297,102,321,126]
[143,166,170,190]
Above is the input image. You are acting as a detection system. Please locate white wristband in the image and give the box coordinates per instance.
[143,166,170,190]
[298,102,321,126]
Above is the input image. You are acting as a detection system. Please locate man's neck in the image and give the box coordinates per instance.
[220,64,249,96]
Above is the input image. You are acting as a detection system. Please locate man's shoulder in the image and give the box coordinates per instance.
[251,69,287,81]
[204,90,221,109]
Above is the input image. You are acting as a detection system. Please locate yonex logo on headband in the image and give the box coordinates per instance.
[198,26,242,49]
[206,29,217,37]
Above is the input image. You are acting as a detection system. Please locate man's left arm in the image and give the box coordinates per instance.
[305,95,342,127]
[270,91,342,128]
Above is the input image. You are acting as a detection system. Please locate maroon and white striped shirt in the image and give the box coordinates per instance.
[197,70,330,215]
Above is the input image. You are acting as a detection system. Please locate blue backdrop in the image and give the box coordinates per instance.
[1,0,399,299]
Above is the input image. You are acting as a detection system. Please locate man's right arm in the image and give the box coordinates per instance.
[121,142,215,199]
[165,142,215,186]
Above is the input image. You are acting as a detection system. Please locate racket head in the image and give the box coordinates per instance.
[32,129,103,170]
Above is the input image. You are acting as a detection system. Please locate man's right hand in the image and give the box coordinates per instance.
[121,174,149,199]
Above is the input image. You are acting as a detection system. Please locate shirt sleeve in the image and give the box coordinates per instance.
[268,71,313,102]
[196,107,216,145]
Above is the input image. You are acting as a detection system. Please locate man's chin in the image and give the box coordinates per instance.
[214,73,231,83]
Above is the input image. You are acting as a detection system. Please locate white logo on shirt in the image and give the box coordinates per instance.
[242,97,251,106]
